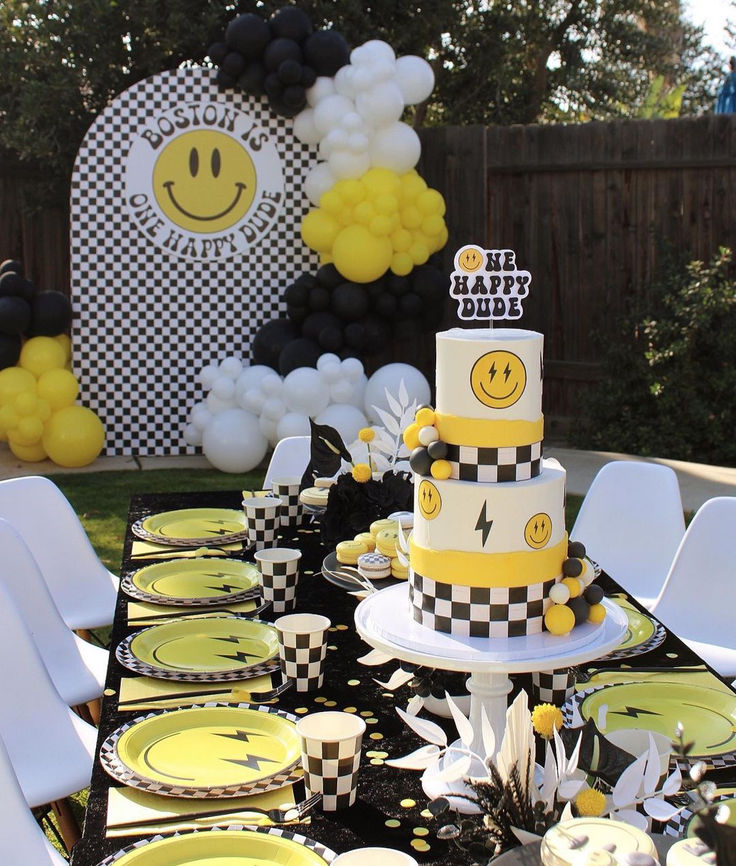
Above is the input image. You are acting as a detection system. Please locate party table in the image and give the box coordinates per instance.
[70,489,736,865]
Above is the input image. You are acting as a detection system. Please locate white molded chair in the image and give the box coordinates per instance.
[0,732,67,865]
[650,496,736,678]
[0,475,118,629]
[0,518,107,706]
[0,577,96,809]
[571,460,686,609]
[263,436,311,488]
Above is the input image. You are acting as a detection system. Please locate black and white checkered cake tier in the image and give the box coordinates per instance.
[445,441,542,482]
[409,571,554,638]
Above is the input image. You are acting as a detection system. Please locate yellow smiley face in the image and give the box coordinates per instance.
[456,245,485,273]
[417,480,442,521]
[470,350,526,409]
[524,512,552,549]
[153,130,257,233]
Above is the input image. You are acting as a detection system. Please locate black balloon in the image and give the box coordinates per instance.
[278,337,321,375]
[387,273,410,296]
[268,99,302,118]
[286,303,308,324]
[308,286,331,312]
[207,41,228,64]
[282,84,307,110]
[0,333,21,370]
[28,290,72,336]
[278,58,302,85]
[393,319,421,340]
[362,315,390,352]
[399,292,423,316]
[375,292,397,318]
[251,317,298,370]
[270,6,313,42]
[264,38,302,71]
[409,446,432,476]
[302,311,341,343]
[302,30,350,76]
[237,61,267,94]
[0,297,31,335]
[295,272,318,290]
[316,264,343,289]
[216,68,237,89]
[226,14,270,58]
[427,440,447,460]
[332,282,368,321]
[0,259,23,277]
[264,72,284,99]
[222,51,246,78]
[412,264,447,302]
[300,66,317,88]
[344,322,367,349]
[285,280,310,307]
[0,272,25,298]
[317,324,343,352]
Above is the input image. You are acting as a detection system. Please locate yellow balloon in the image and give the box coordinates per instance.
[369,215,392,237]
[362,168,400,198]
[0,367,36,404]
[417,189,446,216]
[42,406,105,468]
[36,398,52,422]
[8,436,48,463]
[319,189,342,215]
[14,391,38,416]
[409,241,430,266]
[391,228,412,253]
[55,333,72,363]
[0,404,17,433]
[13,416,44,445]
[353,201,375,225]
[390,252,414,276]
[341,179,365,204]
[38,369,80,411]
[19,337,66,377]
[332,225,392,283]
[301,210,340,253]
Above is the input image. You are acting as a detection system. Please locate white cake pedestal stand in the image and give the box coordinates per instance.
[354,583,628,812]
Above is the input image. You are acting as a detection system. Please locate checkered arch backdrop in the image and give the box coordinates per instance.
[70,67,319,456]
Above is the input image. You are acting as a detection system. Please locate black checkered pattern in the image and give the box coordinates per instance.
[258,559,300,613]
[246,508,280,551]
[445,442,542,482]
[272,481,303,529]
[70,67,319,456]
[300,736,363,811]
[531,668,576,706]
[409,571,554,638]
[277,627,328,692]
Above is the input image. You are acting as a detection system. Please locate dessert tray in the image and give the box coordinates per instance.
[321,551,399,593]
[121,558,261,606]
[132,508,250,548]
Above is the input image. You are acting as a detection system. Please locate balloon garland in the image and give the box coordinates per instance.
[209,8,448,374]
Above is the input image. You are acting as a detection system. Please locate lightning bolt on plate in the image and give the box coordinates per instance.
[122,558,261,606]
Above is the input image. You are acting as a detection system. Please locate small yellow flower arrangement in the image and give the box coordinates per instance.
[352,463,372,483]
[575,787,606,817]
[358,427,375,442]
[530,703,563,739]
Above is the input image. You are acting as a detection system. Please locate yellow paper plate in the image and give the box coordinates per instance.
[604,597,665,659]
[110,705,300,793]
[125,559,260,605]
[96,828,333,865]
[117,618,279,681]
[139,508,248,543]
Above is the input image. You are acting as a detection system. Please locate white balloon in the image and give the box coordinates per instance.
[202,408,268,473]
[317,353,341,371]
[364,363,431,424]
[191,405,212,432]
[315,404,368,445]
[236,364,276,394]
[219,356,243,379]
[356,82,404,129]
[199,363,219,390]
[262,397,287,421]
[345,373,368,408]
[330,380,354,404]
[329,148,371,180]
[351,40,396,67]
[183,423,202,446]
[241,388,265,414]
[334,65,356,98]
[307,76,336,107]
[207,391,235,414]
[304,163,336,207]
[342,111,364,132]
[341,357,365,381]
[394,55,435,104]
[259,373,284,396]
[313,94,355,135]
[325,127,349,151]
[352,66,375,92]
[293,108,322,145]
[348,132,370,153]
[276,411,312,440]
[369,122,421,173]
[371,58,397,83]
[282,367,331,415]
[319,360,343,384]
[212,376,236,400]
[258,413,280,448]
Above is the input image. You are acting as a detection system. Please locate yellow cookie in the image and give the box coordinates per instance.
[375,527,399,557]
[354,532,376,552]
[370,518,398,537]
[390,557,409,579]
[314,476,336,488]
[299,486,329,507]
[336,539,369,565]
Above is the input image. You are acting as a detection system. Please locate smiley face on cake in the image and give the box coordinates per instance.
[470,349,527,409]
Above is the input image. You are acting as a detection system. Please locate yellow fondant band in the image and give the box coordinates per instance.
[410,534,567,588]
[434,413,544,448]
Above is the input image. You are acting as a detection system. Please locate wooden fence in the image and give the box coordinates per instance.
[2,115,735,428]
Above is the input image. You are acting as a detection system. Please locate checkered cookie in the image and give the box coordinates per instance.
[300,735,363,811]
[409,571,554,638]
[277,628,328,692]
[445,442,542,482]
[259,560,300,614]
[532,668,576,706]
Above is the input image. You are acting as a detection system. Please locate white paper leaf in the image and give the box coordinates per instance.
[384,387,403,418]
[370,439,395,455]
[643,734,662,795]
[553,728,566,777]
[662,766,682,797]
[612,808,649,831]
[398,379,409,408]
[643,797,682,821]
[357,649,395,666]
[385,744,441,770]
[348,590,369,599]
[374,668,415,690]
[561,801,574,821]
[434,752,473,783]
[445,691,475,748]
[399,408,415,430]
[597,703,609,731]
[406,694,424,716]
[511,828,543,845]
[396,550,409,568]
[612,753,647,807]
[371,453,391,472]
[480,706,496,762]
[540,744,558,806]
[396,706,448,747]
[567,731,582,776]
[374,406,400,436]
[558,779,586,800]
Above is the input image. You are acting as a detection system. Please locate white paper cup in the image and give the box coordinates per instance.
[271,476,303,529]
[332,849,418,866]
[275,613,331,692]
[296,711,366,811]
[255,546,301,613]
[243,496,281,550]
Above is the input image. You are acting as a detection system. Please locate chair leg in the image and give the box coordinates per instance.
[86,697,101,725]
[50,798,81,852]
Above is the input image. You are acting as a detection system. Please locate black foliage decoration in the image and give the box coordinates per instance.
[300,417,353,490]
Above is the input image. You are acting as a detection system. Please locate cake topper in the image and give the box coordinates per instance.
[450,244,531,322]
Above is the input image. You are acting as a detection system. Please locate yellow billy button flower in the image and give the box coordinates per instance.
[352,463,372,483]
[358,427,375,442]
[530,703,563,739]
[575,787,606,817]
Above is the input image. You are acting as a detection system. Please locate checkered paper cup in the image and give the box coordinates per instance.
[271,476,303,529]
[296,711,366,811]
[531,667,577,706]
[274,612,331,692]
[254,547,301,613]
[242,496,282,550]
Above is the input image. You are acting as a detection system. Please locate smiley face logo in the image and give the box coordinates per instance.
[524,512,552,549]
[417,480,442,521]
[470,350,526,409]
[455,244,485,273]
[153,130,257,233]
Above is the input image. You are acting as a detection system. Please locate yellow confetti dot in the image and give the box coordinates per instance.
[343,707,357,713]
[328,645,338,651]
[381,692,394,699]
[420,809,432,819]
[369,732,384,740]
[347,679,360,686]
[385,819,401,828]
[103,688,115,697]
[400,798,416,808]
[366,718,379,724]
[336,624,349,631]
[314,697,327,703]
[370,758,384,766]
[413,827,429,837]
[295,707,309,714]
[666,652,679,659]
[328,626,338,632]
[324,700,337,707]
[411,840,431,852]
[360,711,373,717]
[303,570,314,575]
[372,751,389,758]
